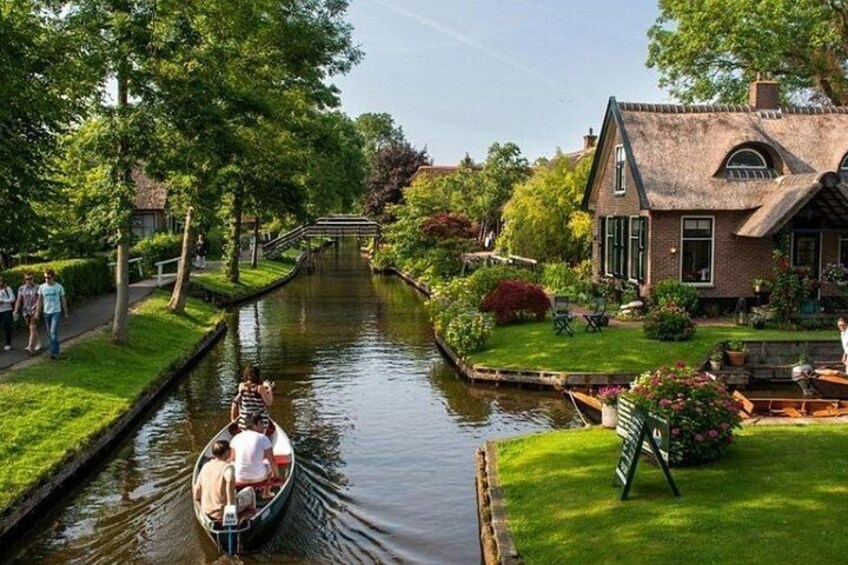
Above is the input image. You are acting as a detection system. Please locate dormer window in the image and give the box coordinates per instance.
[839,154,848,179]
[722,145,778,180]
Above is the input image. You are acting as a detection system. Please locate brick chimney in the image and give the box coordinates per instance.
[749,80,780,109]
[583,127,597,150]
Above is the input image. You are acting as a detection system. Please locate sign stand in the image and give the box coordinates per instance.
[614,397,680,501]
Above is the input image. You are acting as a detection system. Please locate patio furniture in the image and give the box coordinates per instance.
[551,296,574,336]
[583,297,609,333]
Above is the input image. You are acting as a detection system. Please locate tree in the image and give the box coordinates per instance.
[362,142,430,222]
[354,112,405,160]
[463,142,531,239]
[647,0,848,104]
[499,153,592,262]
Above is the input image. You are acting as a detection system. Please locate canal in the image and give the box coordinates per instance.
[13,243,579,564]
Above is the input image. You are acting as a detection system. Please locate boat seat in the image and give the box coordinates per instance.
[235,476,285,490]
[274,454,291,467]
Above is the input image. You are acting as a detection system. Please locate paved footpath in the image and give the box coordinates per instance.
[0,278,161,372]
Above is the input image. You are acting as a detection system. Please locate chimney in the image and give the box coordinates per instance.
[583,127,597,151]
[749,80,780,110]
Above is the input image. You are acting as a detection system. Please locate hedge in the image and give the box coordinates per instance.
[1,258,113,305]
[131,232,183,277]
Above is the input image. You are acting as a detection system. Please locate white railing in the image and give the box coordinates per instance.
[155,257,181,287]
[109,257,144,278]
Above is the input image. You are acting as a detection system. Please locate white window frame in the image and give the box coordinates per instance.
[628,216,641,283]
[614,144,626,194]
[726,148,768,170]
[680,216,715,287]
[604,216,615,276]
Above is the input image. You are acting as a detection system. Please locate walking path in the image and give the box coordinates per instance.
[0,278,160,372]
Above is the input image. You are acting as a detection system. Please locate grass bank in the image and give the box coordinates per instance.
[0,292,220,512]
[468,323,835,373]
[192,255,299,298]
[496,425,848,564]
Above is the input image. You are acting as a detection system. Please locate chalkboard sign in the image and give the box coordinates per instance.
[613,396,680,501]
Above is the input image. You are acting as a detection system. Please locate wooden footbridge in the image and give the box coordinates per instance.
[263,215,381,258]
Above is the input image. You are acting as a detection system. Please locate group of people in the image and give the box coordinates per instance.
[194,365,279,522]
[0,269,68,359]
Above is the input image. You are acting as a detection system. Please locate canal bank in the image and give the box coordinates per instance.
[10,242,578,563]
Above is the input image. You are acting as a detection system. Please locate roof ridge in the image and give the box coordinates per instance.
[617,102,848,114]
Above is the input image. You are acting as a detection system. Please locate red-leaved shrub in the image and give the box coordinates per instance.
[421,212,476,240]
[481,280,550,324]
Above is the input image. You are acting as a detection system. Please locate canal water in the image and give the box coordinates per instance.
[12,243,579,564]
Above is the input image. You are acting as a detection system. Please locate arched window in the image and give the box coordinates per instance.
[839,153,848,178]
[723,146,777,179]
[726,148,768,169]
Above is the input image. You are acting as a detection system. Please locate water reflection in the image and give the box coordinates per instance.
[13,242,578,564]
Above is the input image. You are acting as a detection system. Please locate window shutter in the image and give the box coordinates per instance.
[638,217,647,282]
[599,217,606,275]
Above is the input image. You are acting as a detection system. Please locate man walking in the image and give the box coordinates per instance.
[35,269,68,359]
[0,277,15,351]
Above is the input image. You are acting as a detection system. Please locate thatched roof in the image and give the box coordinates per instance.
[132,169,167,211]
[584,98,848,211]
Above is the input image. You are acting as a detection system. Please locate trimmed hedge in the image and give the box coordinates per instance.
[131,232,183,277]
[1,258,113,305]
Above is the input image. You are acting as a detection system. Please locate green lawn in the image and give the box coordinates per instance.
[192,256,298,297]
[0,293,220,512]
[496,425,848,565]
[468,322,835,373]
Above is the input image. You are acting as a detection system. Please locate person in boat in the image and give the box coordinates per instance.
[231,365,274,431]
[193,439,256,521]
[230,413,280,488]
[839,318,848,374]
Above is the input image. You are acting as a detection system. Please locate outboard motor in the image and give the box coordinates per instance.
[791,364,817,397]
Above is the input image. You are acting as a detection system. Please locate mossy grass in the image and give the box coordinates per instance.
[468,323,835,373]
[496,425,848,564]
[0,292,220,511]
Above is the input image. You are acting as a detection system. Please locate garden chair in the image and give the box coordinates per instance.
[551,296,574,336]
[583,297,609,333]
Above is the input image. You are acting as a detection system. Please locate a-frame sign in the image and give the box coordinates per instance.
[613,396,680,501]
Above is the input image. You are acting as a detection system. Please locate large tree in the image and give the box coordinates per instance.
[463,142,531,239]
[354,112,405,161]
[362,142,430,222]
[647,0,848,104]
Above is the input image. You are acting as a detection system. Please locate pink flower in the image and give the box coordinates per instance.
[671,428,680,437]
[694,434,704,442]
[708,429,719,439]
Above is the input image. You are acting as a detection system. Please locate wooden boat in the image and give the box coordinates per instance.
[809,370,848,400]
[734,391,848,418]
[192,419,295,555]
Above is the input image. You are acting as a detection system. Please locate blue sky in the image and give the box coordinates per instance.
[334,0,673,164]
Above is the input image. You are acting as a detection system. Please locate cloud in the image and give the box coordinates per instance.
[367,0,567,93]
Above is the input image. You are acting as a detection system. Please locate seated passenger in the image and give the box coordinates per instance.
[231,365,274,431]
[193,439,256,521]
[230,414,280,486]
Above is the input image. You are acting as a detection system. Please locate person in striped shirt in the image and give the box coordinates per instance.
[231,365,274,430]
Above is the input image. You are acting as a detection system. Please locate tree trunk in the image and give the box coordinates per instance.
[251,217,260,268]
[226,184,243,283]
[168,206,194,314]
[112,59,131,345]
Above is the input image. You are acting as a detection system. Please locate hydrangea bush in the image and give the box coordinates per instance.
[643,302,696,341]
[627,363,742,466]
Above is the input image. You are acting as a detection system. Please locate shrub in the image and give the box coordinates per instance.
[428,278,478,334]
[643,302,696,341]
[628,362,742,466]
[443,310,495,356]
[651,279,699,313]
[370,245,396,271]
[2,258,112,305]
[541,261,592,300]
[468,265,536,302]
[481,280,550,324]
[771,250,811,326]
[131,232,183,277]
[421,212,476,240]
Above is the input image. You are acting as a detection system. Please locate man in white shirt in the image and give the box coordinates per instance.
[230,414,279,486]
[838,318,848,374]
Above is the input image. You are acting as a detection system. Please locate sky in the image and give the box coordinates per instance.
[333,0,673,164]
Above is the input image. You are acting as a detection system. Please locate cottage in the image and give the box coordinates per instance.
[582,81,848,305]
[132,169,168,239]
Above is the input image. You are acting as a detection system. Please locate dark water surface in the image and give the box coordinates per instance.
[12,244,579,564]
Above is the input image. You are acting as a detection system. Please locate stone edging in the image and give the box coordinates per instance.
[0,320,228,544]
[476,442,523,565]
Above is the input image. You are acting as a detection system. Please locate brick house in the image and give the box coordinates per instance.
[581,81,848,304]
[132,169,168,239]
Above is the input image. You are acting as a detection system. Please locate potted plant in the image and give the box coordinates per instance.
[597,385,625,428]
[708,351,724,372]
[725,340,748,367]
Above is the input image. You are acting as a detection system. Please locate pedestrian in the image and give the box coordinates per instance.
[0,277,15,351]
[14,272,41,353]
[35,269,68,359]
[838,317,848,374]
[194,234,208,270]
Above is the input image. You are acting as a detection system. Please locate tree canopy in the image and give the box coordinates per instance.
[362,141,431,222]
[647,0,848,105]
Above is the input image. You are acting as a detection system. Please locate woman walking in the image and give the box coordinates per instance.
[14,272,40,353]
[230,365,274,431]
[0,277,16,351]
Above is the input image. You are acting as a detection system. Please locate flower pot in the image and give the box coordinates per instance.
[726,350,746,367]
[601,405,618,428]
[709,359,722,372]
